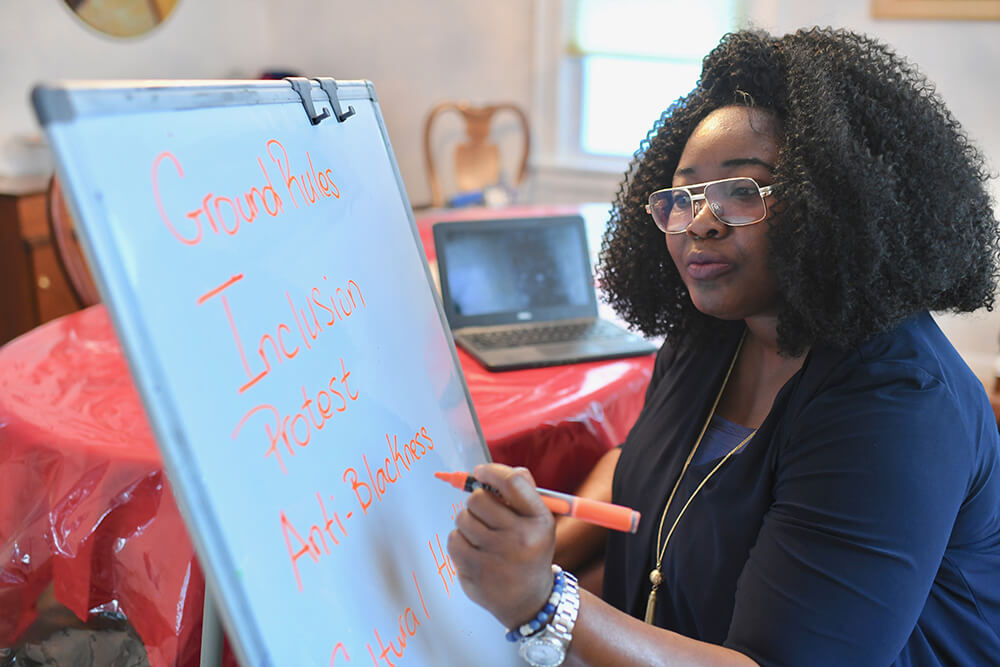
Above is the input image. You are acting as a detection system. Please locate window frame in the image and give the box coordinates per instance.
[532,0,630,178]
[531,0,752,181]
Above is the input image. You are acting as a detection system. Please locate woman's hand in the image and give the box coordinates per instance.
[447,462,760,667]
[447,463,556,629]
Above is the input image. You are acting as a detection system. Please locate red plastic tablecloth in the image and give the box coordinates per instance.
[0,301,653,665]
[0,306,204,666]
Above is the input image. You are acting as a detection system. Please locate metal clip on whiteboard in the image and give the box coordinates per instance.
[315,77,356,123]
[285,76,356,125]
[285,76,331,125]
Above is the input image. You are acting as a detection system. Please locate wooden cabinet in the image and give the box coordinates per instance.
[0,175,81,345]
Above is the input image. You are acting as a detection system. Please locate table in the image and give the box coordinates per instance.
[0,205,655,666]
[415,203,657,495]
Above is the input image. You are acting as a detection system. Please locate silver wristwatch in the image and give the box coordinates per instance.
[519,570,580,667]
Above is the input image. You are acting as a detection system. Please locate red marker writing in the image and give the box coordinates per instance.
[434,471,640,534]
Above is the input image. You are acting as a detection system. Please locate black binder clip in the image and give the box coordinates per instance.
[286,77,330,125]
[315,77,356,123]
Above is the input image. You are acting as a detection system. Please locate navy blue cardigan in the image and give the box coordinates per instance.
[604,313,1000,666]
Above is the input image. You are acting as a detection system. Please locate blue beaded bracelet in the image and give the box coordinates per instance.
[505,564,566,642]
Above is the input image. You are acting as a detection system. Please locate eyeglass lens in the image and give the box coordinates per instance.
[648,178,766,233]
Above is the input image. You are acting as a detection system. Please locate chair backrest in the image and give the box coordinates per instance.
[46,175,101,308]
[423,102,530,208]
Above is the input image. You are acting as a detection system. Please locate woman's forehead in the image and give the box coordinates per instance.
[691,106,779,146]
[676,106,780,175]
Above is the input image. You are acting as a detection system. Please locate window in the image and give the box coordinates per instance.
[574,0,739,156]
[533,0,741,170]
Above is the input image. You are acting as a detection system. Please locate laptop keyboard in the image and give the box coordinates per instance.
[465,320,624,350]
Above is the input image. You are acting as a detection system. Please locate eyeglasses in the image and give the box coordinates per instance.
[645,177,775,234]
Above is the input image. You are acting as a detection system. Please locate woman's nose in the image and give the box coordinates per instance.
[686,198,727,239]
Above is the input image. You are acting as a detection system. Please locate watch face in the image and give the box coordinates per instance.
[521,637,565,666]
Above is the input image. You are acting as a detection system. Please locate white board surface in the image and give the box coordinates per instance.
[33,79,519,667]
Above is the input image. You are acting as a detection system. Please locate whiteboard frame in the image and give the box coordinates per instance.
[33,78,492,667]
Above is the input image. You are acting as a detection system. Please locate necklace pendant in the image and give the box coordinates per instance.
[644,569,662,624]
[644,586,658,624]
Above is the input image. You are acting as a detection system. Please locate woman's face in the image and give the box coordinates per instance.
[665,105,781,322]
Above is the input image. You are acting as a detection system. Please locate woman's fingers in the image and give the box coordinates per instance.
[464,486,515,530]
[455,493,506,550]
[446,464,559,628]
[455,485,551,554]
[448,522,556,628]
[473,463,551,519]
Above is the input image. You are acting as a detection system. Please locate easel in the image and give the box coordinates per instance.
[200,591,223,667]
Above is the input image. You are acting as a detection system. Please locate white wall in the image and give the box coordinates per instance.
[0,1,275,127]
[262,0,535,209]
[0,0,534,207]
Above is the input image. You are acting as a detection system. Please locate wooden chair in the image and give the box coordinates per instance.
[46,175,100,308]
[422,102,531,208]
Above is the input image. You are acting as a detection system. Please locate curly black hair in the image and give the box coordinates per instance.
[597,27,999,356]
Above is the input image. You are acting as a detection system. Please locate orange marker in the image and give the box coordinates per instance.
[434,471,640,533]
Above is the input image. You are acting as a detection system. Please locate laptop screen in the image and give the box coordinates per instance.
[433,215,599,328]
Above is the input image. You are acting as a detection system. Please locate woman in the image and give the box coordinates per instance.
[447,28,1000,666]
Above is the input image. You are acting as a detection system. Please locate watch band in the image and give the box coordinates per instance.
[518,570,580,667]
[507,565,568,642]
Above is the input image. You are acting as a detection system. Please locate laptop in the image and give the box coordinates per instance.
[432,214,657,371]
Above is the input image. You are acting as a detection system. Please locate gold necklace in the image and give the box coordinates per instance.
[644,334,757,624]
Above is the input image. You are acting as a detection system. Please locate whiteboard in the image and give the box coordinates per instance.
[33,79,519,666]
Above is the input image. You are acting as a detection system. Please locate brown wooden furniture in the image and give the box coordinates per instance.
[46,176,100,308]
[0,174,82,345]
[422,102,530,208]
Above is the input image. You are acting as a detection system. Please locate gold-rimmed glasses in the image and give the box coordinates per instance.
[645,177,776,234]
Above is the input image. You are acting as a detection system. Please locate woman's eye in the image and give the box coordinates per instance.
[728,186,756,198]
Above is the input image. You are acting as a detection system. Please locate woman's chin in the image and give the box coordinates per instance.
[689,296,738,321]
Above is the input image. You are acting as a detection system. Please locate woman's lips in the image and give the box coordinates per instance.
[686,259,733,280]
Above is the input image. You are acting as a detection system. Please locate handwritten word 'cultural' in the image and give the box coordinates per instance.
[326,572,431,666]
[152,139,341,246]
[364,572,431,667]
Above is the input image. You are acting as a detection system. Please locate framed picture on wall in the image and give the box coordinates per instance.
[64,0,180,37]
[872,0,1000,20]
